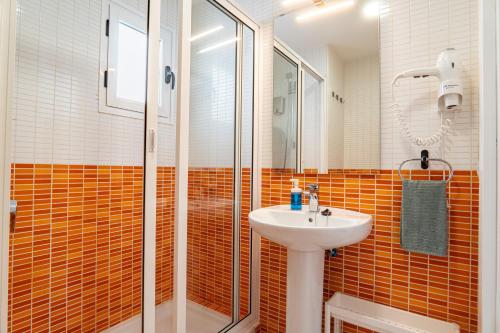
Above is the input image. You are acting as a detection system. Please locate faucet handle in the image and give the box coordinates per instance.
[308,183,319,192]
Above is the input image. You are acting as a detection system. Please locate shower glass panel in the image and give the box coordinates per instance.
[188,0,237,331]
[153,0,179,328]
[273,50,298,170]
[187,0,256,331]
[8,0,151,332]
[302,70,322,170]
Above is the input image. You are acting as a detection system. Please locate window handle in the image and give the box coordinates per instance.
[165,66,175,90]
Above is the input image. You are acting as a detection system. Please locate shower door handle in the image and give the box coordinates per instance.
[165,66,175,90]
[9,200,17,233]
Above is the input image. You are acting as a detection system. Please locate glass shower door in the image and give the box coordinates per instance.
[273,49,299,170]
[188,0,237,330]
[186,0,256,331]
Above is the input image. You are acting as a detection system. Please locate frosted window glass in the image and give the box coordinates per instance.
[116,22,147,103]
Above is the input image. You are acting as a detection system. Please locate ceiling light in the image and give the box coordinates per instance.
[363,1,380,18]
[296,0,354,22]
[190,25,224,42]
[198,37,239,54]
[282,0,310,7]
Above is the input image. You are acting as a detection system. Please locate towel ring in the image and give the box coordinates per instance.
[398,158,454,183]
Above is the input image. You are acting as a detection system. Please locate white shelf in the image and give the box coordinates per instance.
[325,293,460,333]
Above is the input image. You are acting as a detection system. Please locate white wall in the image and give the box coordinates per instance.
[11,0,178,166]
[327,46,344,169]
[343,55,380,169]
[293,46,328,78]
[302,71,322,169]
[380,0,479,170]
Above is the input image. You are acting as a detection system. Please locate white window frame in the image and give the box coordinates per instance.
[158,26,177,124]
[107,2,147,112]
[99,0,177,124]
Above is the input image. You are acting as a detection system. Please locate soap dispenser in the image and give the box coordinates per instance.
[290,179,303,211]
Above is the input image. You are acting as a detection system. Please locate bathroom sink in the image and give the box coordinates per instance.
[249,205,372,251]
[249,205,372,333]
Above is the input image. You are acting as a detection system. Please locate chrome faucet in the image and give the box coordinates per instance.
[304,184,320,212]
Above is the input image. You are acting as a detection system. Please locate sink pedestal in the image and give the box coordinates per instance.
[287,249,324,333]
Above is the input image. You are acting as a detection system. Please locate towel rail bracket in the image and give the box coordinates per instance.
[398,151,454,183]
[421,150,429,169]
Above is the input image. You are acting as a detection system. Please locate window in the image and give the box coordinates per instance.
[99,1,176,122]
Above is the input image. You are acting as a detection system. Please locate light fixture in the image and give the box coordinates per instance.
[296,0,354,22]
[190,25,224,42]
[282,0,311,6]
[362,1,380,18]
[198,37,239,54]
[282,0,326,7]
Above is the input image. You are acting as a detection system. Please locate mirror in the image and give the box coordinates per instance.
[273,0,380,172]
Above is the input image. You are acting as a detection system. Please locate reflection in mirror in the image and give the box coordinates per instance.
[302,68,324,170]
[273,0,380,171]
[273,49,299,170]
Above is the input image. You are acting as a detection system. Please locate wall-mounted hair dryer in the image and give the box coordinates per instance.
[392,48,463,111]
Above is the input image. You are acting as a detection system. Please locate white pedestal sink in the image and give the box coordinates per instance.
[249,205,372,333]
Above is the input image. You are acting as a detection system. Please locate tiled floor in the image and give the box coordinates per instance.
[104,301,231,333]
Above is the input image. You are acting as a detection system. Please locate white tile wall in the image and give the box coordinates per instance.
[11,0,178,166]
[343,55,380,169]
[188,0,237,168]
[232,0,273,24]
[186,0,268,168]
[292,46,328,78]
[327,46,344,169]
[380,0,479,170]
[259,22,275,169]
[12,0,478,170]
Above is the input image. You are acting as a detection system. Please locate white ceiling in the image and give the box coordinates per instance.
[274,0,379,61]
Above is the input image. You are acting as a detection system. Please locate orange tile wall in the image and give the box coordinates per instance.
[8,164,175,333]
[186,168,252,319]
[258,168,479,333]
[239,167,252,320]
[187,168,234,316]
[8,164,251,332]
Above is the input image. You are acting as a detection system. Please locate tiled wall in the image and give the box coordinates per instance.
[8,164,175,333]
[258,168,478,333]
[11,0,178,166]
[343,56,380,169]
[379,0,479,170]
[186,168,252,319]
[187,168,234,316]
[8,164,253,332]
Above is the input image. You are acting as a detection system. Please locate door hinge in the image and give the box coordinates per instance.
[149,129,157,153]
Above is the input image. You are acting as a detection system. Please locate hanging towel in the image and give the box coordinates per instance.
[400,180,448,257]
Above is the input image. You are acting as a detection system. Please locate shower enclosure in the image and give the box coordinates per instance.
[0,0,259,331]
[272,40,325,173]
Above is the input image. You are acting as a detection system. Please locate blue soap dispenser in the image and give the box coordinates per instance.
[290,179,302,211]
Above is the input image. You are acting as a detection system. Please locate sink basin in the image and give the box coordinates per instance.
[249,205,373,333]
[249,205,372,251]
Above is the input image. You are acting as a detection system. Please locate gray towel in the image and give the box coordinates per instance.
[400,180,448,257]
